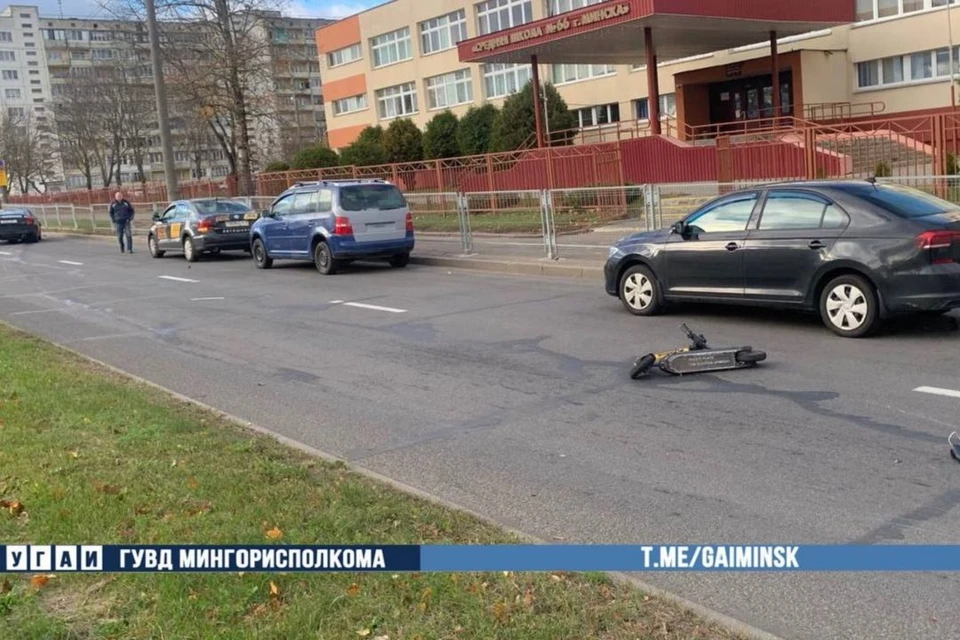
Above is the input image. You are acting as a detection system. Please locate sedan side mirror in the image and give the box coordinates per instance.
[151,212,161,222]
[260,209,271,218]
[671,221,686,235]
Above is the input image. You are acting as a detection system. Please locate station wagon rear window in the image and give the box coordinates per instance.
[338,185,406,211]
[842,184,960,218]
[194,200,251,215]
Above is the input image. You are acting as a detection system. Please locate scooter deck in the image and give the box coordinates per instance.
[661,347,744,375]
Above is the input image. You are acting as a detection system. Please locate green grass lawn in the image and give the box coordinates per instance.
[0,326,740,639]
[414,209,632,234]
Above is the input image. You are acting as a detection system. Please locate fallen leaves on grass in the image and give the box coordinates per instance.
[187,477,199,490]
[30,575,55,589]
[346,582,360,596]
[356,629,371,637]
[0,499,24,515]
[92,480,121,495]
[265,526,283,540]
[0,579,12,594]
[65,450,79,459]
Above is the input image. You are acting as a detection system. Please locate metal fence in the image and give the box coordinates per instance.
[23,177,960,265]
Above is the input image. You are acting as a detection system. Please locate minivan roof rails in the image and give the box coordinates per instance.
[292,178,389,187]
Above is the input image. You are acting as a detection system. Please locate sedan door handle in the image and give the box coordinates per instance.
[808,240,825,250]
[726,242,741,251]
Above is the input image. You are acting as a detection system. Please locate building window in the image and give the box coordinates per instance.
[333,94,368,115]
[327,43,362,67]
[426,69,473,109]
[19,13,31,18]
[547,0,603,16]
[28,70,38,75]
[857,46,960,88]
[7,107,24,117]
[30,80,39,84]
[26,50,35,55]
[477,0,533,36]
[71,50,87,60]
[857,0,957,22]
[24,42,33,48]
[551,63,616,85]
[31,88,41,94]
[575,103,620,128]
[4,88,20,99]
[2,70,18,80]
[0,32,11,42]
[634,93,677,120]
[420,9,468,55]
[370,27,412,68]
[89,30,113,41]
[376,82,418,119]
[91,49,116,60]
[483,63,531,99]
[0,51,13,61]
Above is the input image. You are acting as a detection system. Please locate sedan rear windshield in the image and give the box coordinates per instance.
[194,200,251,215]
[338,185,406,212]
[843,184,960,218]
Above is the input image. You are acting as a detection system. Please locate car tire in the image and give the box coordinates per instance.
[148,234,165,258]
[183,236,199,263]
[389,252,410,268]
[619,265,662,316]
[736,349,767,364]
[314,240,337,275]
[252,238,272,269]
[819,274,879,338]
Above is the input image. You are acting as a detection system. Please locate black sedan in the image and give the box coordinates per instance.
[0,207,41,243]
[605,180,960,337]
[148,198,258,262]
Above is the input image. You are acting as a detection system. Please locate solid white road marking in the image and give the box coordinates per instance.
[329,300,344,304]
[0,250,11,255]
[59,260,83,266]
[342,301,407,314]
[158,275,199,283]
[9,308,68,316]
[191,297,225,301]
[914,386,960,400]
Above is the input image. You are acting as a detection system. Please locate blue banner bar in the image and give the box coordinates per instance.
[5,544,960,573]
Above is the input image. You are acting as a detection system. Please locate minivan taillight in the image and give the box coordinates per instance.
[916,230,960,264]
[405,212,414,233]
[334,216,354,236]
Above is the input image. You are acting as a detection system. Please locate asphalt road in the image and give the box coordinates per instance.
[2,235,960,640]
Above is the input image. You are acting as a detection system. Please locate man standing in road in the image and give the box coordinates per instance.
[109,191,135,254]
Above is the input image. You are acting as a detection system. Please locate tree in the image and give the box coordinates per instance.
[356,125,384,146]
[382,119,423,164]
[291,145,339,170]
[457,104,498,156]
[490,82,576,152]
[263,160,289,172]
[339,139,388,167]
[0,113,56,194]
[422,110,460,160]
[51,72,106,190]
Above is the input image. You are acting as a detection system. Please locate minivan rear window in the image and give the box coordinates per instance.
[844,184,960,218]
[339,184,406,211]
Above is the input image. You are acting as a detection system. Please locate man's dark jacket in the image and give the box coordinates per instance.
[109,200,135,224]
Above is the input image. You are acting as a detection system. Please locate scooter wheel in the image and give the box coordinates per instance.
[630,355,656,380]
[736,349,766,364]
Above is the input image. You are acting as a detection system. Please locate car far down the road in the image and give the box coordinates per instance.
[0,207,42,244]
[605,180,960,338]
[148,198,258,262]
[250,179,415,275]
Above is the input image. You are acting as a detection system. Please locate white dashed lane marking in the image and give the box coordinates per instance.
[0,251,11,255]
[915,386,960,400]
[330,300,407,314]
[158,275,199,283]
[191,297,225,302]
[59,260,83,266]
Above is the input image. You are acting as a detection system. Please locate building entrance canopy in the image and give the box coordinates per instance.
[458,0,854,66]
[457,0,854,144]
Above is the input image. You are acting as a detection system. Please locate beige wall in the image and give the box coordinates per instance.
[318,0,960,150]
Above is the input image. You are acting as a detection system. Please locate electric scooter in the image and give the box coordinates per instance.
[630,324,767,380]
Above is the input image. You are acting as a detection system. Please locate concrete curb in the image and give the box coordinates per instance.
[410,255,603,280]
[0,320,785,640]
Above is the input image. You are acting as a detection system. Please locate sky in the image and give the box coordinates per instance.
[18,0,386,20]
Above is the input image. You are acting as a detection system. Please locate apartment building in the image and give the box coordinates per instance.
[0,4,332,193]
[316,0,960,150]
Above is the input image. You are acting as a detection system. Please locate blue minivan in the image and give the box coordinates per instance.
[250,179,415,275]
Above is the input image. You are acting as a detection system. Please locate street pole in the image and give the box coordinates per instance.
[145,0,178,201]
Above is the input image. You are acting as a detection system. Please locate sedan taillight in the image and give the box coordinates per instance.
[24,216,35,226]
[197,218,214,233]
[916,230,960,264]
